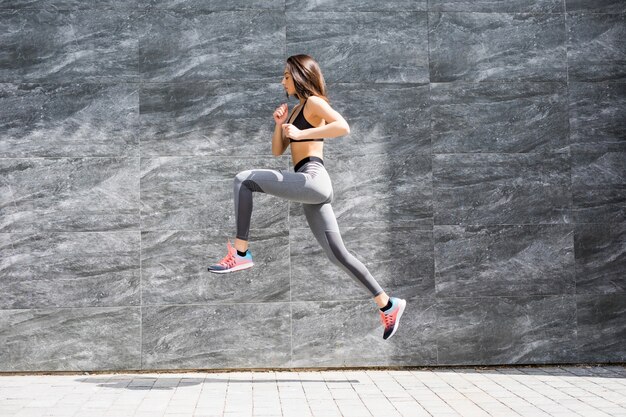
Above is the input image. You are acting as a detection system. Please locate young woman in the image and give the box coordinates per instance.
[208,54,406,340]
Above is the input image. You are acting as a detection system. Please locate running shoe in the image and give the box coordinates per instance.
[379,297,407,340]
[207,239,254,273]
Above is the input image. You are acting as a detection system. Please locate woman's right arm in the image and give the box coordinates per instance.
[272,103,290,156]
[272,123,288,156]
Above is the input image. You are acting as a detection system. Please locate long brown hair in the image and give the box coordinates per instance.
[285,54,330,104]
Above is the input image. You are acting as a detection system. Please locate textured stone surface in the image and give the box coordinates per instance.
[1,158,140,231]
[142,303,292,369]
[567,12,626,82]
[434,224,575,297]
[574,223,625,294]
[430,82,569,153]
[436,295,578,365]
[0,307,140,371]
[569,82,626,153]
[287,11,429,83]
[571,151,626,224]
[429,12,568,82]
[576,294,626,362]
[0,231,140,309]
[433,153,573,225]
[0,1,624,371]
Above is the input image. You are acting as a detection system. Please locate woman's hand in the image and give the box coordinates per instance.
[281,123,303,140]
[273,103,289,125]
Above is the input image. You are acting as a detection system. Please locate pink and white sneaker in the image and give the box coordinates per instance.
[207,240,254,273]
[380,297,407,340]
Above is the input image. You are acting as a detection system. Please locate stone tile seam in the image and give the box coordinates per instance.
[3,150,618,159]
[3,293,625,312]
[139,139,143,372]
[6,294,622,310]
[1,6,623,13]
[1,223,620,234]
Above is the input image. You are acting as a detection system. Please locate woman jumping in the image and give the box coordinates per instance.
[208,54,406,340]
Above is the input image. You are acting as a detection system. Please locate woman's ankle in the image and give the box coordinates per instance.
[374,292,390,308]
[234,237,248,253]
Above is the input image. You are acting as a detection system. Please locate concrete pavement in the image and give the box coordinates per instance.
[1,365,625,417]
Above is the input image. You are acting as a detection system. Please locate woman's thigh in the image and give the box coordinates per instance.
[235,168,332,205]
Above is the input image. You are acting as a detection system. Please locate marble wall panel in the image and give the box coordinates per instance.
[576,294,626,362]
[0,231,140,309]
[433,153,572,225]
[569,82,626,153]
[566,12,625,82]
[0,9,140,83]
[429,12,567,82]
[429,0,563,12]
[138,10,284,83]
[434,224,575,297]
[571,152,625,224]
[0,83,139,158]
[430,82,569,153]
[1,10,70,80]
[141,303,291,369]
[137,0,284,12]
[4,0,284,10]
[286,0,427,12]
[286,12,428,83]
[436,296,578,365]
[0,307,140,371]
[139,82,286,157]
[566,1,625,13]
[574,223,626,294]
[3,1,137,10]
[0,157,140,232]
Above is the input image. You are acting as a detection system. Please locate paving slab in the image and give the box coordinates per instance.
[0,365,625,417]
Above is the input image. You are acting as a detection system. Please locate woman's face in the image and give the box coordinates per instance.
[281,67,295,96]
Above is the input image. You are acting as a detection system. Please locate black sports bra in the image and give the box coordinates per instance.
[288,98,325,143]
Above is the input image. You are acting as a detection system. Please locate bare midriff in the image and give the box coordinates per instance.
[290,106,325,166]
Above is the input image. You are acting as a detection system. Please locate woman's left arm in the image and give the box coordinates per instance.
[296,96,350,140]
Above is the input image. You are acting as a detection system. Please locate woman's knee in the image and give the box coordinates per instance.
[235,170,266,193]
[234,170,253,185]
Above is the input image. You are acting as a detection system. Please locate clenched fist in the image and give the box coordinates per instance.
[273,103,289,125]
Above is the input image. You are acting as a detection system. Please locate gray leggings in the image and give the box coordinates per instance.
[233,159,384,297]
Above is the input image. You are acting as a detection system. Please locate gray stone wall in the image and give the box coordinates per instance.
[0,1,624,371]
